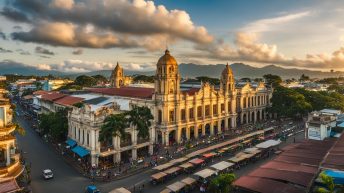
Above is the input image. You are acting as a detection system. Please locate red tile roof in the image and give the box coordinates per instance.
[233,176,304,193]
[33,90,49,95]
[322,134,344,170]
[41,92,66,101]
[55,96,84,106]
[88,87,154,99]
[0,178,21,193]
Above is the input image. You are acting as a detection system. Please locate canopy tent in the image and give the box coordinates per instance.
[256,140,281,149]
[151,172,167,180]
[179,162,194,169]
[210,161,234,171]
[244,147,259,154]
[109,187,131,193]
[194,168,216,179]
[160,189,172,193]
[189,158,205,165]
[169,157,188,164]
[181,177,196,185]
[71,146,90,157]
[323,170,344,184]
[166,181,186,192]
[66,138,77,147]
[164,167,181,175]
[203,152,217,158]
[153,163,174,171]
[228,156,247,163]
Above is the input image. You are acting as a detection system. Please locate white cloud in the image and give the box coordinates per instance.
[240,11,310,33]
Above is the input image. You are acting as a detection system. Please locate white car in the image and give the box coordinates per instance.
[42,169,54,180]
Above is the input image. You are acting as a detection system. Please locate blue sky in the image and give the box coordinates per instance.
[1,0,344,73]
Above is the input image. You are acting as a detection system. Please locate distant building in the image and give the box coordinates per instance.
[0,76,6,81]
[306,111,337,140]
[110,63,132,88]
[42,79,73,91]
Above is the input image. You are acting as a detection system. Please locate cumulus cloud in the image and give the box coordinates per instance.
[72,48,83,55]
[0,47,13,53]
[16,49,31,55]
[35,46,55,55]
[3,0,213,50]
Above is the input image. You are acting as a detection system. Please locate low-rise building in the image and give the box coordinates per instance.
[42,79,73,91]
[306,111,336,140]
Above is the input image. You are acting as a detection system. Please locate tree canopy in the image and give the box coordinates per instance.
[92,75,108,84]
[126,105,153,139]
[133,75,155,83]
[39,109,68,142]
[99,113,128,144]
[263,74,282,87]
[208,173,236,193]
[196,76,220,85]
[74,75,97,87]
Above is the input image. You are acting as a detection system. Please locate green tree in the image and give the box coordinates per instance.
[269,86,312,117]
[92,75,108,84]
[127,106,153,139]
[38,110,68,141]
[196,76,220,85]
[74,75,97,87]
[317,173,335,193]
[133,75,155,83]
[14,123,25,136]
[240,77,251,82]
[99,114,128,144]
[209,173,236,193]
[263,74,282,87]
[299,74,310,82]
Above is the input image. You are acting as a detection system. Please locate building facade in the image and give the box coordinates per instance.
[0,89,24,192]
[66,50,272,165]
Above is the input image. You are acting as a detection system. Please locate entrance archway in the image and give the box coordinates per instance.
[221,120,225,132]
[181,128,187,141]
[205,124,210,135]
[257,111,261,121]
[214,121,218,134]
[198,125,203,137]
[251,112,255,123]
[243,113,247,124]
[169,130,176,145]
[189,126,195,139]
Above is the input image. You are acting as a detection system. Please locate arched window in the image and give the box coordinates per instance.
[169,81,175,94]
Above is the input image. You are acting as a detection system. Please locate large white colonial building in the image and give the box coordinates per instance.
[66,50,272,166]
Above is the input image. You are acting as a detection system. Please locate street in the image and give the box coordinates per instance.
[15,105,305,193]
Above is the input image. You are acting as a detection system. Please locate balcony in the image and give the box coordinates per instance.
[100,145,114,152]
[120,140,133,148]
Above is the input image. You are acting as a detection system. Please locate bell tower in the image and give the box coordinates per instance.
[220,63,235,94]
[155,49,180,97]
[110,62,124,88]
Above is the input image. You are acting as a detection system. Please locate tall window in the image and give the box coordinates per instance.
[158,110,162,123]
[228,102,231,113]
[205,105,210,116]
[169,110,175,122]
[181,109,186,121]
[197,106,202,118]
[189,108,194,119]
[221,103,225,112]
[213,104,217,115]
[87,132,89,146]
[243,98,246,108]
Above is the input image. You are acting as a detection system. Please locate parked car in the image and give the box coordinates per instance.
[42,169,54,180]
[85,185,100,193]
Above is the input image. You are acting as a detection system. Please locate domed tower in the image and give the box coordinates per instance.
[110,62,124,88]
[155,49,180,96]
[220,63,235,94]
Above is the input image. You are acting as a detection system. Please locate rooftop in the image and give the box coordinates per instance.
[54,96,84,106]
[87,87,154,99]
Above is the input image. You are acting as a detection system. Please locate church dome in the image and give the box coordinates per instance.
[157,49,178,67]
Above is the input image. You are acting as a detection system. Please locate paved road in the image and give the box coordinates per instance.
[14,104,305,193]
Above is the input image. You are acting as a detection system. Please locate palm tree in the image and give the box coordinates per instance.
[317,173,335,193]
[99,114,128,145]
[127,106,153,139]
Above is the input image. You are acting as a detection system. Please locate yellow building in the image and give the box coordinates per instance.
[110,62,133,88]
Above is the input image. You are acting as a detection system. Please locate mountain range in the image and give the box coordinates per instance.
[1,61,343,79]
[76,63,344,80]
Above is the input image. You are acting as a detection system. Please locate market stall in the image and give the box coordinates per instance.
[210,161,234,172]
[189,158,205,166]
[163,166,182,177]
[194,168,217,180]
[179,162,195,173]
[109,187,131,193]
[166,181,186,193]
[153,163,174,171]
[151,172,167,185]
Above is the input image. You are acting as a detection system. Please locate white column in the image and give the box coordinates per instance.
[165,131,169,146]
[210,122,214,135]
[6,145,10,166]
[91,130,96,151]
[132,148,137,160]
